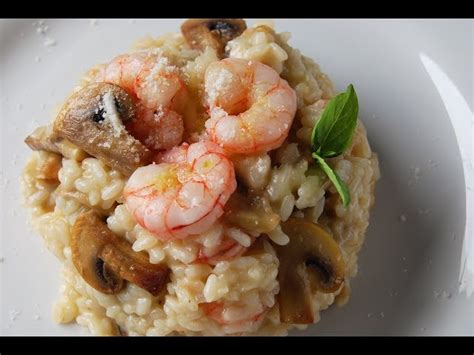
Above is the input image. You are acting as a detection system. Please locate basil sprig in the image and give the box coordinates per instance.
[311,84,359,208]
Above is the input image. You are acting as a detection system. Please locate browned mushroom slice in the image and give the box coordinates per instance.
[54,82,153,176]
[71,210,170,296]
[36,152,62,181]
[243,237,266,257]
[274,218,345,324]
[181,19,246,57]
[224,190,280,234]
[100,241,169,296]
[25,125,62,153]
[25,125,88,161]
[71,213,124,294]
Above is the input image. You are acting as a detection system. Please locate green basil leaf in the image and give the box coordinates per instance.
[313,153,351,208]
[311,84,359,158]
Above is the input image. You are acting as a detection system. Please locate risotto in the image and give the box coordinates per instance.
[21,19,379,336]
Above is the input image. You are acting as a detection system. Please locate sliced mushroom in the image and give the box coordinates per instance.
[71,210,170,295]
[36,152,62,181]
[71,213,124,294]
[25,125,62,153]
[224,190,280,234]
[181,19,246,58]
[25,125,88,161]
[243,237,266,257]
[274,218,345,324]
[54,82,153,176]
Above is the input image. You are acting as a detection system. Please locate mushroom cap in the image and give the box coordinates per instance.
[71,211,125,294]
[181,19,247,58]
[54,82,153,176]
[275,218,345,324]
[71,210,170,296]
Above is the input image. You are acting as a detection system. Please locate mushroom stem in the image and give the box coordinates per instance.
[25,125,88,161]
[274,218,345,324]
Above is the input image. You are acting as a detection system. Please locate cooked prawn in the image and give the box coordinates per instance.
[195,237,248,265]
[204,58,297,154]
[194,225,254,265]
[97,52,187,151]
[200,300,267,333]
[123,141,237,240]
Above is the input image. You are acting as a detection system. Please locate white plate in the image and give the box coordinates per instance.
[1,19,473,336]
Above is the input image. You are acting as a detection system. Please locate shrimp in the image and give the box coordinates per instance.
[204,58,297,155]
[123,141,237,240]
[195,237,248,265]
[200,300,267,334]
[194,226,255,265]
[97,52,187,151]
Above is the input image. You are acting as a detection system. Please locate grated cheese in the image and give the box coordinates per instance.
[101,91,125,138]
[207,69,233,103]
[9,309,21,321]
[441,291,452,299]
[36,25,49,34]
[43,37,57,47]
